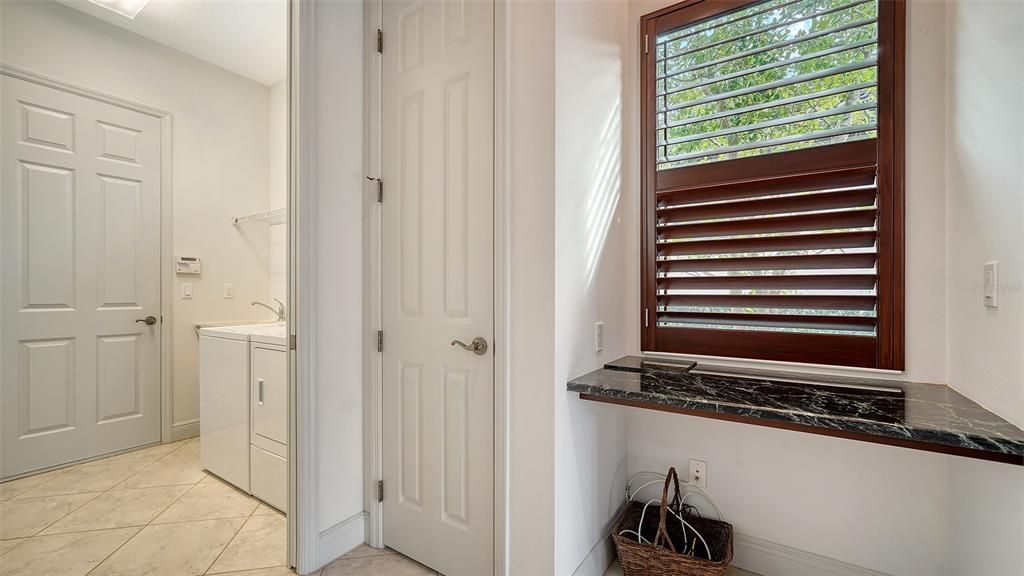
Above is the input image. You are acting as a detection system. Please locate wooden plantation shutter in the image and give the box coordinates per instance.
[640,0,904,368]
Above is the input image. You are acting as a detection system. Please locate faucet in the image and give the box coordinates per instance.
[251,298,286,322]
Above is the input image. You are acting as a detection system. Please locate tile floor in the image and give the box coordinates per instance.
[0,438,288,576]
[1,440,758,576]
[318,547,759,576]
[319,545,438,575]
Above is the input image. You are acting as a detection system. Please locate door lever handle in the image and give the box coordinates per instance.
[450,337,488,356]
[135,316,157,326]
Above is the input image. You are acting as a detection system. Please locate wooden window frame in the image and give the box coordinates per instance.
[639,0,905,369]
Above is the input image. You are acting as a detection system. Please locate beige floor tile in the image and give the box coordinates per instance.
[0,527,139,576]
[0,537,26,556]
[207,513,287,574]
[14,461,148,499]
[253,502,284,516]
[321,553,436,576]
[337,543,396,560]
[90,517,245,576]
[41,485,191,534]
[0,492,99,539]
[0,469,70,501]
[152,480,258,524]
[206,568,295,576]
[118,441,205,489]
[199,473,226,485]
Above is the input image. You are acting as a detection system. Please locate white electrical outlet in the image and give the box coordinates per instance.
[182,283,193,299]
[223,283,235,299]
[984,261,998,308]
[688,459,707,489]
[594,322,605,353]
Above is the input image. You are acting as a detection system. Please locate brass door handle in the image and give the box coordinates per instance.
[450,337,488,356]
[135,316,157,326]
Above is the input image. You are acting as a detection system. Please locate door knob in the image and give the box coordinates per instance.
[135,316,157,326]
[451,337,488,356]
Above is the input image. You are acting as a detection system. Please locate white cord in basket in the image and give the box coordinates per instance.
[679,485,723,521]
[674,511,711,559]
[625,471,725,521]
[636,498,711,560]
[626,479,668,506]
[617,529,652,545]
[639,498,686,547]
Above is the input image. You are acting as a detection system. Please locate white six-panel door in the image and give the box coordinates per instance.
[1,75,162,479]
[381,0,494,573]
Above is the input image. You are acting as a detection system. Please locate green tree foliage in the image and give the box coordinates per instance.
[655,0,879,168]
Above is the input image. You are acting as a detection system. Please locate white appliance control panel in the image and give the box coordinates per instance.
[176,256,202,274]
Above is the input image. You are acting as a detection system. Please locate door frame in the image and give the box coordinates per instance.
[0,62,176,455]
[362,1,511,573]
[290,0,314,571]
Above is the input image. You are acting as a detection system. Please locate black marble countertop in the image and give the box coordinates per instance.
[568,356,1024,465]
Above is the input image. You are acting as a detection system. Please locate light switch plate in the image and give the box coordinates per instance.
[223,283,235,299]
[984,261,998,308]
[594,322,605,353]
[182,283,193,299]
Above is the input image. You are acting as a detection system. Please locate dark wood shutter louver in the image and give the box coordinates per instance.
[641,0,904,369]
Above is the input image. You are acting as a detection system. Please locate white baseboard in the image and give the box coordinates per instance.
[572,504,624,576]
[171,419,200,442]
[573,534,617,576]
[318,511,367,568]
[733,532,891,576]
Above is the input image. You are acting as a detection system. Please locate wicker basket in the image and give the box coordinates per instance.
[612,468,733,576]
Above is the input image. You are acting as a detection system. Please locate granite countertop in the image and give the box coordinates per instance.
[568,356,1024,465]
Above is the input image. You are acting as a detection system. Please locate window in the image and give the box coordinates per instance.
[640,0,904,368]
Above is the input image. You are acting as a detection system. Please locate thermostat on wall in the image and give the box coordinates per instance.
[176,257,202,275]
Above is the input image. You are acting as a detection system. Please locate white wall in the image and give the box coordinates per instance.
[504,0,557,572]
[944,1,1024,574]
[269,80,288,307]
[945,0,1024,430]
[0,0,278,432]
[628,414,952,575]
[311,0,365,554]
[553,1,631,574]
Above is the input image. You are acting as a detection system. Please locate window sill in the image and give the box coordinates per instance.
[568,356,1024,466]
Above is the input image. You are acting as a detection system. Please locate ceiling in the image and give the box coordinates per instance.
[55,0,287,86]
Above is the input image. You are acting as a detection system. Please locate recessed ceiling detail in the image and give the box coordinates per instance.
[55,0,287,86]
[87,0,150,20]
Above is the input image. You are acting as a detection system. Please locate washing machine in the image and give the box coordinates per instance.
[198,325,254,492]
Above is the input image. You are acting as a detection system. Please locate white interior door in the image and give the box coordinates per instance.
[1,74,162,479]
[381,0,494,573]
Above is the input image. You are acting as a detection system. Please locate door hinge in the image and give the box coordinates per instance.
[290,334,297,350]
[377,330,383,352]
[644,308,649,328]
[644,33,649,55]
[366,177,382,203]
[377,29,383,53]
[377,479,384,502]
